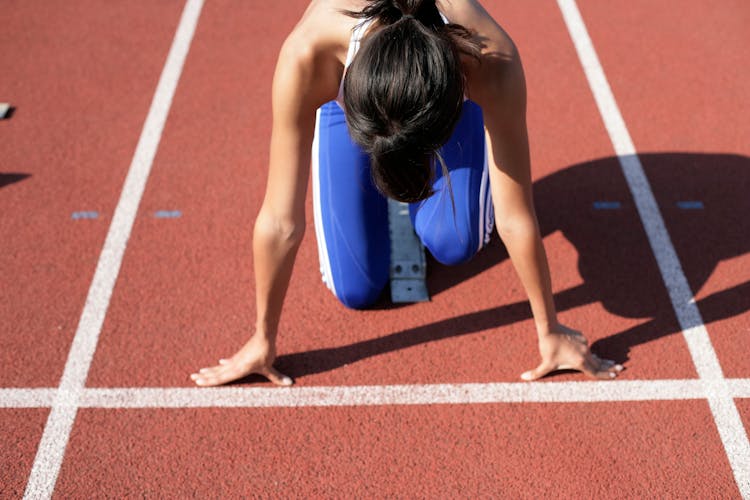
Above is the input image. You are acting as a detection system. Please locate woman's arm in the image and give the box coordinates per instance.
[191,31,340,387]
[473,41,622,381]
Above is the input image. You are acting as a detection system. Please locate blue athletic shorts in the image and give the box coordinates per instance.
[312,99,494,309]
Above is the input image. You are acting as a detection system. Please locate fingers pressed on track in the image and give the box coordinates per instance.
[190,362,293,387]
[520,356,624,381]
[263,367,294,387]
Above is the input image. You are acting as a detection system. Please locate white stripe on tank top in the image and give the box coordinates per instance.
[335,19,374,108]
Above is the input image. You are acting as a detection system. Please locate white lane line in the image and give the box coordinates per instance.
[0,379,748,409]
[4,379,750,409]
[77,380,707,407]
[557,0,750,496]
[22,1,205,498]
[728,379,750,399]
[0,389,57,408]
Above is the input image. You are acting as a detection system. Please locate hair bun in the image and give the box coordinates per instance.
[370,145,434,203]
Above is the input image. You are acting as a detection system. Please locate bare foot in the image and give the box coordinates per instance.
[520,325,623,381]
[190,335,293,387]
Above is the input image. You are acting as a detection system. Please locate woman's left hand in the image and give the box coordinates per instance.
[521,324,623,381]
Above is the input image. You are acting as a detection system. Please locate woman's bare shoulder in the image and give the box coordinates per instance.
[439,0,517,58]
[283,0,363,63]
[273,0,363,107]
[440,0,524,113]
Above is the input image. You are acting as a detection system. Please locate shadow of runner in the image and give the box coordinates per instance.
[272,283,589,379]
[271,152,750,380]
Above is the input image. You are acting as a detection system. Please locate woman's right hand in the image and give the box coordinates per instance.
[190,335,293,387]
[188,26,339,390]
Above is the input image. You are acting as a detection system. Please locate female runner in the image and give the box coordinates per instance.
[190,0,623,387]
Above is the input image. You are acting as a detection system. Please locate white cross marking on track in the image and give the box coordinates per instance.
[1,379,750,410]
[557,0,750,496]
[21,1,206,498]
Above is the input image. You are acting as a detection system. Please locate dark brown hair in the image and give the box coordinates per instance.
[343,0,480,203]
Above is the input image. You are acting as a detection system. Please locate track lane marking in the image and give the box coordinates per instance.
[70,380,718,407]
[0,389,58,408]
[22,1,205,498]
[557,0,750,495]
[4,379,750,409]
[729,379,750,398]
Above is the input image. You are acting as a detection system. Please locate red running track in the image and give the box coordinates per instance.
[1,0,748,497]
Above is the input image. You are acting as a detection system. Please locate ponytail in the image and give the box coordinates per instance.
[342,0,481,203]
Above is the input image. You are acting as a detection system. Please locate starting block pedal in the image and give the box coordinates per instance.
[387,199,429,303]
[0,103,10,119]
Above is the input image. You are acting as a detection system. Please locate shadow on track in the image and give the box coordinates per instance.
[271,152,750,380]
[0,172,30,189]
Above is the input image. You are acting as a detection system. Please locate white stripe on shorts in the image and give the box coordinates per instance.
[478,140,494,249]
[311,107,336,295]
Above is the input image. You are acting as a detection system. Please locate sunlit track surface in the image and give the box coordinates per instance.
[2,0,749,497]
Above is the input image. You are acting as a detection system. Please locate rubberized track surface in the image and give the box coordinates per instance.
[2,0,749,497]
